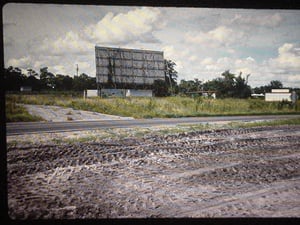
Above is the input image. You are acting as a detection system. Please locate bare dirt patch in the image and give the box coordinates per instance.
[21,104,133,122]
[7,125,300,218]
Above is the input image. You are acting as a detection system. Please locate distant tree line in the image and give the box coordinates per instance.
[176,70,252,98]
[4,62,299,98]
[176,74,300,99]
[4,66,96,92]
[162,60,300,98]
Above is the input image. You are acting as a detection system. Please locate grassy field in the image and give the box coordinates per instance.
[5,94,300,122]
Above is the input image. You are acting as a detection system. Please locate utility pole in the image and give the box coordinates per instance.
[76,64,79,77]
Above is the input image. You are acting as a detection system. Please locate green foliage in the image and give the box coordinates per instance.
[6,94,300,121]
[164,59,179,95]
[178,79,202,94]
[40,67,56,89]
[55,74,73,91]
[4,66,96,92]
[164,59,178,85]
[73,73,97,91]
[253,80,284,94]
[203,70,251,98]
[4,66,26,91]
[153,79,170,97]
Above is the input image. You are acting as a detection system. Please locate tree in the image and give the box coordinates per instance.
[202,70,235,98]
[24,68,41,91]
[202,70,251,98]
[233,72,251,98]
[270,80,283,89]
[27,68,39,78]
[4,66,26,91]
[73,73,96,91]
[24,76,41,91]
[40,67,55,90]
[153,79,169,97]
[178,79,202,94]
[253,80,284,94]
[220,70,236,97]
[55,74,73,91]
[164,59,178,94]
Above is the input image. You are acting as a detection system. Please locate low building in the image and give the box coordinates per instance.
[84,89,98,98]
[20,86,32,92]
[265,89,292,102]
[125,89,153,97]
[251,93,265,98]
[99,88,153,97]
[185,91,216,99]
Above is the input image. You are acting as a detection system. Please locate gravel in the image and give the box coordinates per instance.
[21,104,134,122]
[7,125,300,218]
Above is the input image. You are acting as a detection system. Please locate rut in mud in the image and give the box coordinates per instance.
[7,125,300,218]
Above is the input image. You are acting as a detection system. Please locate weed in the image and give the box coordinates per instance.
[5,101,44,122]
[5,94,300,122]
[228,117,300,128]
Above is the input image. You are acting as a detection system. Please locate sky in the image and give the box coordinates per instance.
[3,3,300,88]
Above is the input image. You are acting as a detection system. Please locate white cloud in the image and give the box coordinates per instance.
[261,43,300,87]
[33,6,160,56]
[39,31,94,56]
[162,45,187,71]
[178,55,263,85]
[162,45,177,59]
[6,54,95,77]
[228,13,283,27]
[201,57,214,65]
[7,56,33,69]
[52,65,67,74]
[287,74,300,83]
[236,57,254,69]
[275,43,300,70]
[185,26,245,47]
[178,43,300,88]
[49,58,95,76]
[188,55,198,62]
[84,7,163,44]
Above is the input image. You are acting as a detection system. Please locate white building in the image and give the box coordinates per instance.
[265,89,291,102]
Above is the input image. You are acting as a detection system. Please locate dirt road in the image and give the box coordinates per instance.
[7,125,300,218]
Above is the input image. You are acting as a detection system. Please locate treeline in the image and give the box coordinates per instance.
[177,70,251,98]
[163,68,298,98]
[4,66,96,92]
[158,61,299,98]
[176,71,296,98]
[4,65,299,98]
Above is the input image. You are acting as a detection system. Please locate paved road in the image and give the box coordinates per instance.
[6,114,300,136]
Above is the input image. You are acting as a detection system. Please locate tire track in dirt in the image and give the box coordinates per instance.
[7,125,300,218]
[181,178,300,217]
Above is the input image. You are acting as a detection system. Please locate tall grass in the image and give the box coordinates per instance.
[5,94,300,120]
[5,101,44,122]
